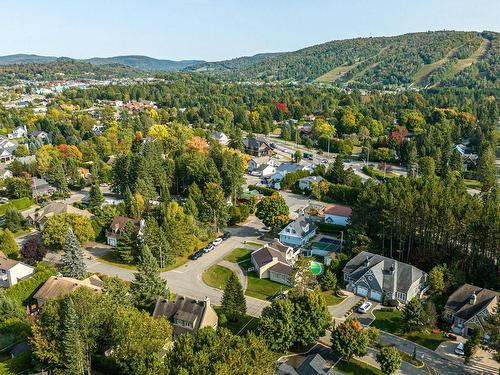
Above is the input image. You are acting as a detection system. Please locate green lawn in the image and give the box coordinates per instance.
[372,309,447,350]
[321,291,345,306]
[202,265,235,290]
[464,179,482,189]
[245,273,289,300]
[214,306,259,335]
[0,198,34,215]
[334,359,383,375]
[223,248,253,263]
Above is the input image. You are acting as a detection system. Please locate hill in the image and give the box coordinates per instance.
[0,54,59,65]
[186,52,283,72]
[198,30,499,89]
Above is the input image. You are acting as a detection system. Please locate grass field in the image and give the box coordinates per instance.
[245,273,289,300]
[334,359,383,375]
[0,198,34,215]
[449,38,489,75]
[202,265,234,290]
[464,179,482,189]
[223,248,253,263]
[214,306,259,335]
[372,309,447,350]
[316,64,356,82]
[321,291,345,306]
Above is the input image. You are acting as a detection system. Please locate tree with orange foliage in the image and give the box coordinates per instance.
[331,319,369,362]
[187,136,209,153]
[57,144,83,160]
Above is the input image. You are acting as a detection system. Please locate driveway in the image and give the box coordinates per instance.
[350,301,377,326]
[435,340,499,375]
[329,294,363,319]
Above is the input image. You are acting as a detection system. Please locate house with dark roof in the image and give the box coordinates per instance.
[298,176,323,191]
[0,251,34,288]
[250,241,299,286]
[342,251,427,303]
[153,295,218,338]
[324,205,352,226]
[105,216,141,246]
[279,215,317,248]
[243,137,273,157]
[277,353,341,375]
[444,284,499,338]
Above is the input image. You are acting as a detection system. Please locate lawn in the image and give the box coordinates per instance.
[321,291,345,306]
[464,179,482,189]
[245,273,289,300]
[223,248,253,263]
[372,309,447,350]
[334,359,383,375]
[214,306,259,335]
[0,198,34,215]
[202,265,235,290]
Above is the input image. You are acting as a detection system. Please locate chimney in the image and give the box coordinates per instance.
[364,256,370,267]
[469,292,477,305]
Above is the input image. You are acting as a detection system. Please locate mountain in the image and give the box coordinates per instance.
[186,52,283,72]
[193,30,499,89]
[0,54,58,65]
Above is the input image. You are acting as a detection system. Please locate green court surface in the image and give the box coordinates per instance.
[310,261,323,275]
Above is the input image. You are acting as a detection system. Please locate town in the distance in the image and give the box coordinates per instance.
[0,9,498,375]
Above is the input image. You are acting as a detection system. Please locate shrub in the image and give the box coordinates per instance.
[248,184,277,196]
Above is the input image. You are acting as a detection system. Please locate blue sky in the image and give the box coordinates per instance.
[3,0,499,61]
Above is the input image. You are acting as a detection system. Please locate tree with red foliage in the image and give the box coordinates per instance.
[21,237,47,265]
[389,126,408,145]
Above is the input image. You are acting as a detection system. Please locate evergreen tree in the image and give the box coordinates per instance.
[131,244,169,310]
[61,297,86,375]
[114,221,137,264]
[477,144,497,195]
[61,228,87,279]
[401,297,425,332]
[144,218,174,267]
[47,157,68,195]
[1,229,20,259]
[327,155,346,184]
[221,273,246,322]
[320,268,337,291]
[88,183,104,208]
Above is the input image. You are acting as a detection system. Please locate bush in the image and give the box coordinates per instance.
[315,221,346,234]
[248,185,277,196]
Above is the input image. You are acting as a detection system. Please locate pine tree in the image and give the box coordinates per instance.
[88,184,104,208]
[114,221,137,264]
[47,157,68,196]
[222,273,246,322]
[144,218,174,267]
[328,155,345,184]
[131,244,169,310]
[320,268,337,291]
[401,297,425,332]
[61,228,87,279]
[61,297,86,375]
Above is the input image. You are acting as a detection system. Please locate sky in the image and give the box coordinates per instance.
[2,0,499,61]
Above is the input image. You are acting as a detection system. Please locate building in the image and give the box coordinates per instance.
[152,295,218,338]
[0,251,35,288]
[277,353,341,375]
[271,163,311,185]
[106,216,141,246]
[323,205,352,226]
[444,284,499,338]
[298,176,323,191]
[250,241,299,286]
[29,130,51,144]
[31,177,55,198]
[243,137,273,157]
[27,202,93,230]
[342,251,428,303]
[211,131,229,146]
[247,157,277,172]
[254,164,276,178]
[33,275,103,307]
[279,215,317,248]
[8,125,27,139]
[0,165,13,180]
[0,139,18,163]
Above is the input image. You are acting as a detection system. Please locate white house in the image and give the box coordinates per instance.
[212,131,229,146]
[298,176,324,191]
[8,126,27,139]
[324,205,352,226]
[255,164,276,178]
[0,165,13,180]
[270,162,310,183]
[279,215,317,248]
[0,251,35,288]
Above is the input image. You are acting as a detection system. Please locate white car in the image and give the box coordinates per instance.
[0,197,9,204]
[454,342,465,355]
[212,238,223,246]
[357,302,373,314]
[203,244,215,253]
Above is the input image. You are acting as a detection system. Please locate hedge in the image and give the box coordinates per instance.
[247,184,277,196]
[315,221,346,234]
[324,184,361,205]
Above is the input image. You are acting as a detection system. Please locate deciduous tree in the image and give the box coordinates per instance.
[377,346,402,375]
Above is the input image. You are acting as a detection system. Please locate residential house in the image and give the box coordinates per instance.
[15,155,36,165]
[277,353,341,375]
[250,240,299,286]
[28,202,92,230]
[152,295,218,338]
[29,130,51,144]
[247,157,277,172]
[279,215,317,248]
[33,275,103,307]
[211,131,229,146]
[31,177,55,198]
[444,284,499,337]
[238,190,263,204]
[106,216,141,246]
[271,163,311,187]
[324,205,352,226]
[453,144,479,170]
[243,137,273,157]
[0,251,35,288]
[8,125,27,139]
[255,163,276,178]
[298,176,323,191]
[342,251,428,303]
[0,165,13,180]
[0,139,18,162]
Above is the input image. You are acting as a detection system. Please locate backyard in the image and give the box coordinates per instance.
[213,306,259,335]
[0,197,34,215]
[321,291,345,306]
[245,273,289,300]
[372,309,447,350]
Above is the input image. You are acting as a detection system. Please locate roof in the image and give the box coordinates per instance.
[445,284,499,321]
[296,353,338,375]
[276,162,307,174]
[298,176,324,184]
[243,137,270,150]
[109,216,139,230]
[0,253,19,270]
[280,215,317,238]
[33,275,103,302]
[343,251,426,294]
[28,202,92,223]
[324,205,352,217]
[251,245,286,268]
[269,262,293,276]
[212,131,228,140]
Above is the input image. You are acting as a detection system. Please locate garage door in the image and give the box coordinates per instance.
[357,286,369,297]
[370,290,382,302]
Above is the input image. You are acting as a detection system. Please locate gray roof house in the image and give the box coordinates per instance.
[0,139,18,162]
[343,251,428,303]
[444,284,499,338]
[277,353,341,375]
[243,137,273,157]
[31,177,55,198]
[279,215,317,248]
[251,240,299,286]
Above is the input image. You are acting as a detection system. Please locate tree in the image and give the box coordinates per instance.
[327,155,346,184]
[255,193,289,230]
[47,157,68,195]
[42,213,95,248]
[88,184,104,208]
[259,298,295,351]
[221,273,246,322]
[320,268,337,291]
[377,346,402,375]
[4,206,25,232]
[21,237,47,265]
[115,220,137,263]
[130,192,145,219]
[484,301,500,362]
[477,145,497,195]
[291,290,331,346]
[428,265,445,294]
[14,144,29,157]
[199,182,229,232]
[61,297,86,375]
[401,297,425,332]
[131,244,169,310]
[331,319,369,362]
[60,228,87,279]
[418,156,435,177]
[464,329,481,364]
[293,150,302,163]
[5,177,32,198]
[291,257,316,292]
[423,301,438,330]
[0,229,19,259]
[143,218,174,267]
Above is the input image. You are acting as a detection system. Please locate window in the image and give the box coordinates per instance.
[396,292,406,301]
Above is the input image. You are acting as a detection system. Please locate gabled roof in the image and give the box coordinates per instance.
[276,162,307,174]
[298,176,323,184]
[28,202,92,224]
[280,215,317,238]
[33,275,103,302]
[109,216,139,231]
[324,205,352,217]
[0,251,20,270]
[445,284,499,321]
[251,245,286,268]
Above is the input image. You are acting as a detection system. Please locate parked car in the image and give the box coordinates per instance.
[269,292,286,301]
[454,342,465,355]
[222,232,231,240]
[0,197,9,204]
[191,251,203,260]
[357,302,373,314]
[212,238,223,246]
[203,244,215,253]
[304,153,313,160]
[270,143,276,149]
